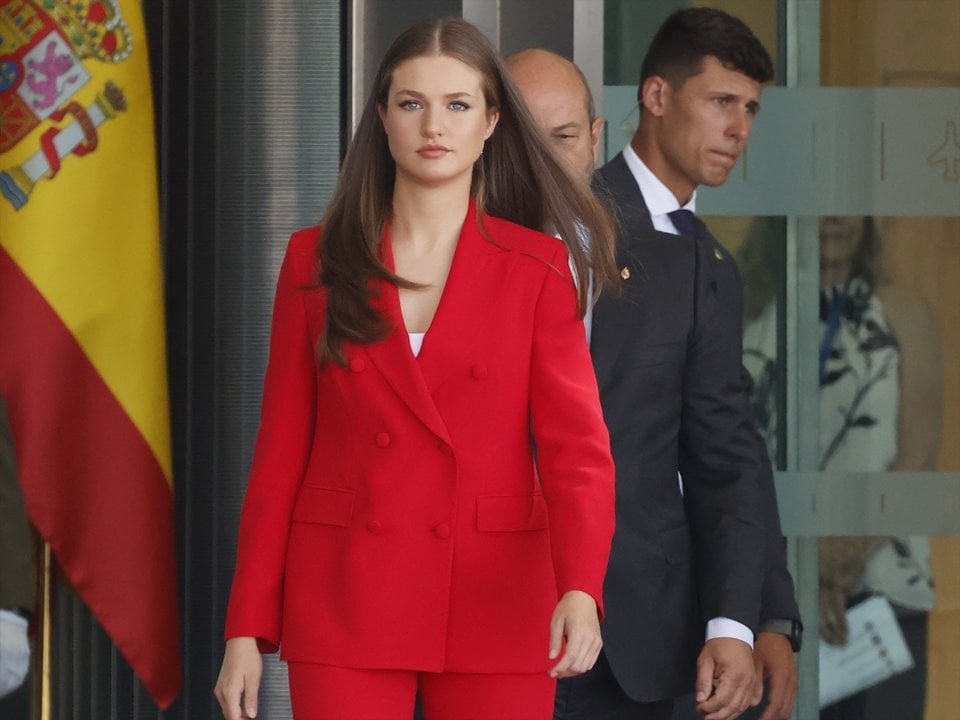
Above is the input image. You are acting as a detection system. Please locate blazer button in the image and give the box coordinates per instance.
[349,357,366,372]
[471,364,488,380]
[367,520,383,534]
[375,432,391,447]
[433,523,451,539]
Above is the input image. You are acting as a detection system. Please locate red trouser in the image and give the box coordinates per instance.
[287,662,556,719]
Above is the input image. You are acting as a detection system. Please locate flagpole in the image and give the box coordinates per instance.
[36,542,51,720]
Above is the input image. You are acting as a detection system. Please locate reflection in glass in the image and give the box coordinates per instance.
[743,217,944,718]
[733,216,786,468]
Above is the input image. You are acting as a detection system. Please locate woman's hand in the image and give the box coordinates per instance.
[214,637,262,719]
[547,590,602,678]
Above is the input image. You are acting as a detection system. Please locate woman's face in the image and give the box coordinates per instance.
[379,54,499,190]
[819,216,865,267]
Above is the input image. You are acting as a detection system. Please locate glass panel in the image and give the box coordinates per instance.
[603,87,960,215]
[927,534,960,720]
[811,220,958,718]
[601,1,958,717]
[818,2,960,713]
[743,217,959,715]
[820,0,960,90]
[740,218,958,475]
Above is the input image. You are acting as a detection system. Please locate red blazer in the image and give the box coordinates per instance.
[225,200,615,674]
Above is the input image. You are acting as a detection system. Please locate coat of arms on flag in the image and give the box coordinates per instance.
[0,0,131,209]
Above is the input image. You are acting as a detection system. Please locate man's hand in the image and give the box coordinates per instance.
[547,590,602,679]
[694,637,757,720]
[753,631,797,720]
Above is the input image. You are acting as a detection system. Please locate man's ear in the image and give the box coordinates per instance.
[641,76,670,117]
[590,115,605,164]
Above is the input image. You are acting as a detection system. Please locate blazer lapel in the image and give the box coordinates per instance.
[359,231,453,446]
[590,154,652,388]
[416,199,497,394]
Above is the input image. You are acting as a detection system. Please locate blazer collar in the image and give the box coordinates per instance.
[359,198,498,443]
[596,153,657,239]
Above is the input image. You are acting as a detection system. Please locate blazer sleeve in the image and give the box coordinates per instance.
[528,244,616,614]
[224,230,320,653]
[739,367,802,626]
[758,470,802,627]
[678,238,767,633]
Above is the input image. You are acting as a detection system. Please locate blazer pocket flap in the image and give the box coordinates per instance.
[293,486,355,527]
[477,493,548,532]
[659,524,692,565]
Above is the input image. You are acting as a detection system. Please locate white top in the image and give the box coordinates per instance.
[621,143,754,649]
[408,332,425,358]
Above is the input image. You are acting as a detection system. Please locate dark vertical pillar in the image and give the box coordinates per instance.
[46,2,344,717]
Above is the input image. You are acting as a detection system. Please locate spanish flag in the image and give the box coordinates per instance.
[0,0,180,709]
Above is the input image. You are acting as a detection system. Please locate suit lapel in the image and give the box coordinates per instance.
[359,229,453,445]
[416,200,497,394]
[590,154,654,388]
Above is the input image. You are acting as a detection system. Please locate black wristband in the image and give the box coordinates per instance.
[759,618,803,652]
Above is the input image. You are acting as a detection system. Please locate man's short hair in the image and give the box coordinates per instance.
[638,7,774,103]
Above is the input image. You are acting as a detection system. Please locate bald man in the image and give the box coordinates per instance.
[507,49,603,185]
[508,25,800,720]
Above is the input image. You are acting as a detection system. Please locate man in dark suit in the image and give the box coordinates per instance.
[508,8,801,720]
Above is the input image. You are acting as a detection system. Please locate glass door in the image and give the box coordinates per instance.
[602,2,959,718]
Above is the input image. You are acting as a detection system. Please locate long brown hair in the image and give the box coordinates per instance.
[318,16,618,364]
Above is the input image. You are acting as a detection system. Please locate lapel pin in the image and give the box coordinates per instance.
[620,266,631,280]
[713,248,723,261]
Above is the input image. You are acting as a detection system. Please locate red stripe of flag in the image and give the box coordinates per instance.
[0,247,181,708]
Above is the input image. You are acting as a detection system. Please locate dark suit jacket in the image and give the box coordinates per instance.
[590,153,799,702]
[225,200,615,673]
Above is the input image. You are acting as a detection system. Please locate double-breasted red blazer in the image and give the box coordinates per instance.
[225,200,615,674]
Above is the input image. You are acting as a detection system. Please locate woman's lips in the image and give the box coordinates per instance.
[417,145,450,158]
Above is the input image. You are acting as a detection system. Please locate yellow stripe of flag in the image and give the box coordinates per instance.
[0,0,171,483]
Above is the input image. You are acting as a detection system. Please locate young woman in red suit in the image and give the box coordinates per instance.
[214,17,619,720]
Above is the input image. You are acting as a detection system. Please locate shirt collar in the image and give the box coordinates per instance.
[621,143,697,216]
